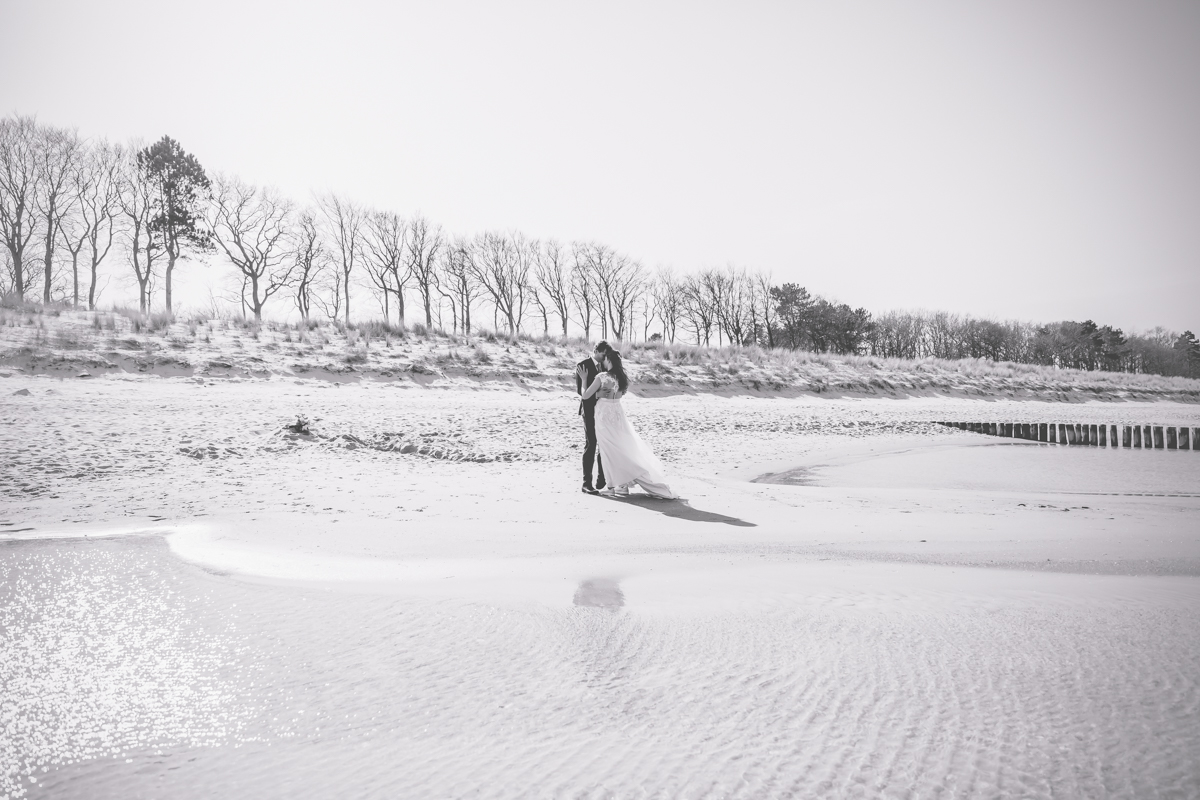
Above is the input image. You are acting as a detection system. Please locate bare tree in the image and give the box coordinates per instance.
[291,210,325,321]
[470,231,531,336]
[58,181,89,308]
[869,309,928,359]
[82,141,125,311]
[118,142,162,312]
[316,193,363,324]
[209,173,295,321]
[573,241,644,341]
[640,290,658,342]
[59,139,124,309]
[680,273,716,345]
[529,282,551,335]
[406,213,444,328]
[0,115,43,299]
[0,250,12,296]
[312,260,344,323]
[713,266,753,346]
[440,235,479,334]
[569,248,598,338]
[513,233,539,336]
[697,268,729,345]
[362,210,409,326]
[33,124,82,302]
[652,267,682,343]
[534,238,572,337]
[608,257,644,342]
[752,270,777,348]
[573,243,609,338]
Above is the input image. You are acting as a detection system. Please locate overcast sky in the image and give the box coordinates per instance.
[3,0,1197,333]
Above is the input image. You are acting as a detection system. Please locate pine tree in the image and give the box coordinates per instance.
[137,136,211,312]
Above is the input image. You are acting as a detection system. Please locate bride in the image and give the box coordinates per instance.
[576,349,676,499]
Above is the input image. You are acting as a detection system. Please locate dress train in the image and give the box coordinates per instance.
[594,397,675,498]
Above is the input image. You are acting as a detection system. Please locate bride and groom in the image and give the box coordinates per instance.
[575,341,675,499]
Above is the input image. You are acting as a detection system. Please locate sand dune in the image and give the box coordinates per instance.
[5,306,1200,402]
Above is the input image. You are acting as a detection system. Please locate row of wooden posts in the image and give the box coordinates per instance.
[937,421,1199,450]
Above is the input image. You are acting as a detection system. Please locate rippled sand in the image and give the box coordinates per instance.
[5,537,1199,799]
[2,375,1199,798]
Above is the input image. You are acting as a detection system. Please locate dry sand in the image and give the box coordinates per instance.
[2,370,1199,798]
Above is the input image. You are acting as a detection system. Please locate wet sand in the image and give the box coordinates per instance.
[5,535,1199,799]
[2,376,1199,797]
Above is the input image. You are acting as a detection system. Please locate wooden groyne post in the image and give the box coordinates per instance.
[939,421,1198,451]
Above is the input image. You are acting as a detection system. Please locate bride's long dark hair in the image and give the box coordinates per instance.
[606,350,629,393]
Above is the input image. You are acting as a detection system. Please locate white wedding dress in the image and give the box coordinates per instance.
[593,374,676,498]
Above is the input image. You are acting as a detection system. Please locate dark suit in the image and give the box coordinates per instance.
[576,357,606,489]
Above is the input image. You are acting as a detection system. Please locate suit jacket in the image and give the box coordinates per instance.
[576,357,603,416]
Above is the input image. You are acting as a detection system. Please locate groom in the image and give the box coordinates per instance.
[575,341,609,494]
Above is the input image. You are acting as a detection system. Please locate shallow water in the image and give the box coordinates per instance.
[760,439,1200,496]
[3,535,1199,799]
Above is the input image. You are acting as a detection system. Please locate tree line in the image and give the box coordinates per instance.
[2,114,1197,378]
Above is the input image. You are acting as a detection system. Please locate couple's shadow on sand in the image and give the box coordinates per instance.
[600,494,756,527]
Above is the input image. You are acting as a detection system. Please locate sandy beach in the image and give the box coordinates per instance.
[6,0,1200,793]
[3,372,1200,798]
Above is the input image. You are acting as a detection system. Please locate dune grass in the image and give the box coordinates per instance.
[1,305,1198,400]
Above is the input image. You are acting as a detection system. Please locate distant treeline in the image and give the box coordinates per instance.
[2,114,1197,378]
[867,312,1197,378]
